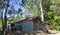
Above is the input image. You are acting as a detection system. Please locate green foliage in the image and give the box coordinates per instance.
[0,0,3,8]
[44,0,60,30]
[45,12,60,30]
[20,0,40,16]
[18,8,22,14]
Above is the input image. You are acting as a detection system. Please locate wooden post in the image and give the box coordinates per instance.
[33,19,37,31]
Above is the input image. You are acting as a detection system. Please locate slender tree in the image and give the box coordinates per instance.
[40,0,44,23]
[2,0,9,35]
[39,0,50,33]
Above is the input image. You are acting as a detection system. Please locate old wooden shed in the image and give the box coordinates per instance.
[8,17,41,32]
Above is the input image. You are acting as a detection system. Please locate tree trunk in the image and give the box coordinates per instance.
[40,0,50,33]
[2,0,9,35]
[40,0,44,23]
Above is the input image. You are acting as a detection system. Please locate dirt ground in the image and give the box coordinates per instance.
[7,30,60,35]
